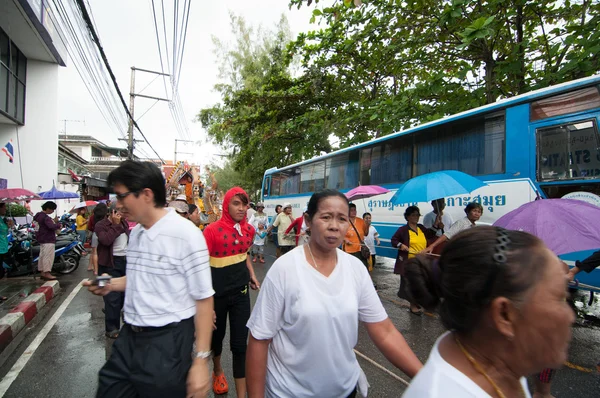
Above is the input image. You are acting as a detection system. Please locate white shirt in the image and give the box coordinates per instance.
[403,332,532,398]
[444,217,476,240]
[423,211,454,237]
[247,208,256,222]
[124,209,214,327]
[247,246,387,398]
[364,225,379,255]
[249,212,269,231]
[254,230,267,246]
[112,232,128,257]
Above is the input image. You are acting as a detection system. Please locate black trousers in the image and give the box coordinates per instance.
[211,286,251,379]
[97,317,195,398]
[98,256,126,332]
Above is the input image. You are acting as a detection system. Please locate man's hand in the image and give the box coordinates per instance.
[110,210,122,225]
[186,360,210,398]
[82,274,112,296]
[249,275,260,290]
[421,246,434,254]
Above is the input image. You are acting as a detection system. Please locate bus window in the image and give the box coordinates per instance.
[325,152,359,190]
[537,119,600,181]
[415,113,505,176]
[280,168,300,195]
[531,86,600,121]
[539,183,600,199]
[300,161,325,193]
[270,174,281,197]
[263,176,271,198]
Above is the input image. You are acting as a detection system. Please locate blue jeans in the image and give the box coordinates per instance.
[99,256,127,332]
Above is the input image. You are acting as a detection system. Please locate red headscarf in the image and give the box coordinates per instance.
[203,187,255,262]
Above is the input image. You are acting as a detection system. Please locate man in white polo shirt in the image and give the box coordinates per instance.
[84,160,214,398]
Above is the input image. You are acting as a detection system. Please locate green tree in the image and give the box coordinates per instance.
[208,160,256,198]
[198,14,336,191]
[289,0,600,139]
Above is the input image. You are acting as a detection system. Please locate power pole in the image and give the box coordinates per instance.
[126,67,136,159]
[124,66,170,160]
[174,139,194,164]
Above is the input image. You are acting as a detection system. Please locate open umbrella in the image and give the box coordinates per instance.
[69,200,99,214]
[345,185,390,201]
[493,199,600,256]
[0,188,41,202]
[389,170,487,205]
[37,184,79,200]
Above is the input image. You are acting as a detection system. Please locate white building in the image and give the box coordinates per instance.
[0,0,66,212]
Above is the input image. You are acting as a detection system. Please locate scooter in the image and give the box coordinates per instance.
[1,229,83,277]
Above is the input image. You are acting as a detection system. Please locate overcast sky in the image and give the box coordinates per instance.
[57,0,315,167]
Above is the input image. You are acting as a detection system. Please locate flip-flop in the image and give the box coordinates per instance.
[410,306,424,316]
[41,276,57,281]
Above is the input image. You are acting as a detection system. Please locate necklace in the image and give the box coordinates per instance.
[305,243,319,269]
[454,335,526,398]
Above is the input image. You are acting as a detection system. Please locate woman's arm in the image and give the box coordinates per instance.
[365,318,423,378]
[390,227,404,248]
[246,333,271,397]
[423,234,447,253]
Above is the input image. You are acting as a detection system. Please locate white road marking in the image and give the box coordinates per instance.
[0,279,86,397]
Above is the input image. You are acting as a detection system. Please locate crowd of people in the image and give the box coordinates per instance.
[37,159,588,398]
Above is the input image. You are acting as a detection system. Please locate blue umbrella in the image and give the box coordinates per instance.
[37,184,80,200]
[389,170,487,205]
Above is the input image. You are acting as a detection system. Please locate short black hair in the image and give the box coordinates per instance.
[108,161,166,208]
[362,212,371,219]
[349,203,357,210]
[188,204,198,214]
[306,189,349,221]
[404,205,420,221]
[465,202,483,214]
[275,204,282,212]
[41,201,57,211]
[93,203,108,220]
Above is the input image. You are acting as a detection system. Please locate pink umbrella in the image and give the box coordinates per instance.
[69,200,99,213]
[345,185,390,201]
[0,188,41,202]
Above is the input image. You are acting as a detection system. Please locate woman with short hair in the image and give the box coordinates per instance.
[247,189,422,397]
[424,202,483,254]
[402,226,574,397]
[391,206,435,315]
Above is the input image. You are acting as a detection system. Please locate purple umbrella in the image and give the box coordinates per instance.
[493,199,600,255]
[345,185,390,201]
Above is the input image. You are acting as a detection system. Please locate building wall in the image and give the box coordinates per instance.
[0,60,63,213]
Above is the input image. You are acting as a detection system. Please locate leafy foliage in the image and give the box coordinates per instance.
[199,1,600,189]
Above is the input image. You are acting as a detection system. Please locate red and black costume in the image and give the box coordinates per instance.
[203,187,255,380]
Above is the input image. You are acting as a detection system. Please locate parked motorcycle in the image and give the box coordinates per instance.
[1,228,84,278]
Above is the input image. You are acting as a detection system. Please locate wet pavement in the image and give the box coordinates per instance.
[0,278,47,318]
[0,247,598,397]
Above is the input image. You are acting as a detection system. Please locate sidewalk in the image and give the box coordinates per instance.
[0,277,60,353]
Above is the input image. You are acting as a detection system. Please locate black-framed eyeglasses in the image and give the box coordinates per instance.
[115,191,139,200]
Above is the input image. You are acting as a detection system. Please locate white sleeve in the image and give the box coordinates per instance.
[247,272,285,339]
[355,260,387,323]
[422,213,434,229]
[181,228,214,300]
[372,226,379,238]
[443,219,464,240]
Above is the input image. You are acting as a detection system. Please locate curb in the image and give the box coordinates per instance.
[0,280,60,352]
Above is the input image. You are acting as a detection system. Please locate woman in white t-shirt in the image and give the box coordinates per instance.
[402,226,574,398]
[247,189,422,398]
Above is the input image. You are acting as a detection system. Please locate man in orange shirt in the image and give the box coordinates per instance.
[343,203,368,268]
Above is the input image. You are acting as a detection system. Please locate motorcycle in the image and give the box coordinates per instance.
[1,228,84,278]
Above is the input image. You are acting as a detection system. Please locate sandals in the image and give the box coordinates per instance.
[212,372,229,395]
[410,305,424,316]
